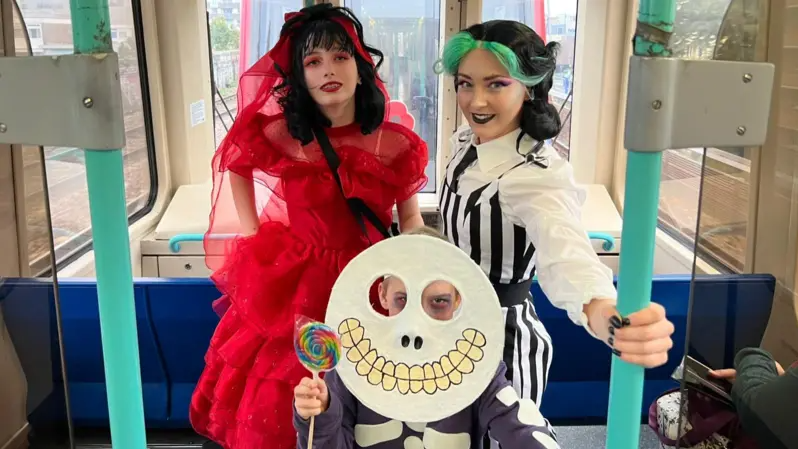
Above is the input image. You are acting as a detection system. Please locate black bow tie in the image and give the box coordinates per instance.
[525,150,550,169]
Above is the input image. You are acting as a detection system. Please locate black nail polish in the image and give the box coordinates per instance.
[622,317,631,327]
[612,348,622,357]
[609,316,622,328]
[608,326,615,335]
[608,336,615,347]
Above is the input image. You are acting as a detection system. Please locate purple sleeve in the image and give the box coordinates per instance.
[477,363,560,449]
[293,371,356,449]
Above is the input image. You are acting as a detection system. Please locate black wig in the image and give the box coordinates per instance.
[449,20,562,142]
[274,4,386,144]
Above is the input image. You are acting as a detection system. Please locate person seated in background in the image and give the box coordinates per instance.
[710,348,798,449]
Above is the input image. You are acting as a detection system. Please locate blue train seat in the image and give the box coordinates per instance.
[145,278,221,424]
[57,280,169,425]
[0,278,168,427]
[534,274,775,419]
[0,273,776,426]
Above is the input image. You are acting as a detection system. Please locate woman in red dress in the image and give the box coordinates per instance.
[190,5,428,449]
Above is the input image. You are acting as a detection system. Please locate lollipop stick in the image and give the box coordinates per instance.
[308,371,318,449]
[308,415,315,449]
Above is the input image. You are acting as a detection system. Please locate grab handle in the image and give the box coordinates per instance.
[168,233,239,253]
[588,232,616,252]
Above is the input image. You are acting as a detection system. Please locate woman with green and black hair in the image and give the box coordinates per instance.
[436,20,675,446]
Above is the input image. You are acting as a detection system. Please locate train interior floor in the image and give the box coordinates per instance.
[25,425,665,448]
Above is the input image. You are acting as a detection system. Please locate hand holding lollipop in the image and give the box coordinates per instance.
[293,316,342,449]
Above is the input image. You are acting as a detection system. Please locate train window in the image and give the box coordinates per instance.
[481,0,576,160]
[13,0,157,275]
[210,0,443,192]
[343,0,441,192]
[654,0,764,273]
[208,0,303,148]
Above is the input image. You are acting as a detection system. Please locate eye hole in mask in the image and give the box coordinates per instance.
[372,275,408,318]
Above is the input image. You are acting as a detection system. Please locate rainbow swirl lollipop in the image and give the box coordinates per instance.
[295,321,342,373]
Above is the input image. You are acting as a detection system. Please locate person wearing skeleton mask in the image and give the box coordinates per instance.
[192,4,428,449]
[435,21,675,448]
[293,227,561,449]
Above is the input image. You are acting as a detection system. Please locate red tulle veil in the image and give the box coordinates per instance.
[203,8,393,273]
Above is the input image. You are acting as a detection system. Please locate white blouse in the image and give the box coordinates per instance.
[441,124,617,335]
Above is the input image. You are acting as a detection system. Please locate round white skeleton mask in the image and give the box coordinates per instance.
[326,234,504,423]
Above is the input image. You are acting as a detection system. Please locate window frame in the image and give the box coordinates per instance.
[1,0,25,278]
[566,0,623,186]
[209,0,463,213]
[610,0,769,275]
[10,0,160,275]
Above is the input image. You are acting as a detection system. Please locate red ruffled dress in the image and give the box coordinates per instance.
[189,111,428,449]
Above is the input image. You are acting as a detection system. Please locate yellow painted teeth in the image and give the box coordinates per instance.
[337,318,487,395]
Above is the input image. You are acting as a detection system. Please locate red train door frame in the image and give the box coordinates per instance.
[535,0,546,40]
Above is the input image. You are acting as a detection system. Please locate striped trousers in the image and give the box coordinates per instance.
[483,295,554,449]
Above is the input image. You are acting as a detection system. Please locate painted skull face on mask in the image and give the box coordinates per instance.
[325,235,504,423]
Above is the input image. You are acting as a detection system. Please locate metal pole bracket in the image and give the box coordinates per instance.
[624,56,775,151]
[0,53,125,149]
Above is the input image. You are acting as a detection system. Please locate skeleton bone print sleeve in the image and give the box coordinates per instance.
[478,363,560,449]
[294,366,559,449]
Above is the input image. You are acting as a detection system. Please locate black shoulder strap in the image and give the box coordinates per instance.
[312,125,394,241]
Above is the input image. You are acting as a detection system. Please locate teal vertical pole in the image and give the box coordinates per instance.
[69,1,147,448]
[605,1,676,449]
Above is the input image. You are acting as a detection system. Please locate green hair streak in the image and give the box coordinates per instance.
[434,31,548,87]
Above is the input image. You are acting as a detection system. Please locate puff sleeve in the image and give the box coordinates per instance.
[499,152,617,336]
